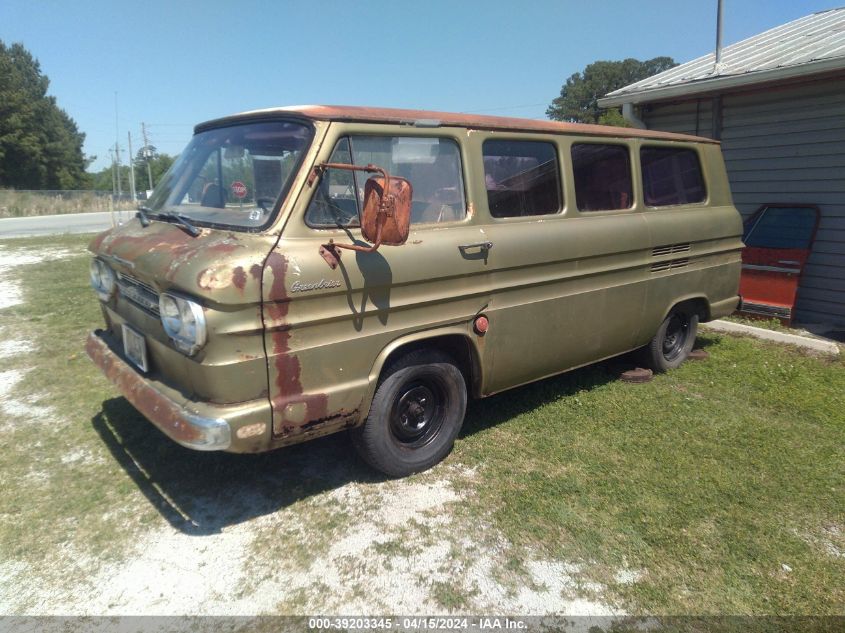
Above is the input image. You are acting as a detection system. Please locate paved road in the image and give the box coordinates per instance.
[0,211,135,238]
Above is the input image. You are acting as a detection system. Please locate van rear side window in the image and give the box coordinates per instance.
[483,140,561,218]
[571,144,633,212]
[641,147,706,207]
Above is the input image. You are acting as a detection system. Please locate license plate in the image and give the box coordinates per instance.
[122,324,148,372]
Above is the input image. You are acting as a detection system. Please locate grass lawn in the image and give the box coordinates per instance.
[0,189,135,217]
[456,329,844,614]
[0,233,842,615]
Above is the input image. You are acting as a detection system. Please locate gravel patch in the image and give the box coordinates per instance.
[0,368,54,426]
[0,248,72,309]
[6,470,634,616]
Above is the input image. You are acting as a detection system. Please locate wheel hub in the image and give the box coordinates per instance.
[396,385,436,438]
[663,315,687,360]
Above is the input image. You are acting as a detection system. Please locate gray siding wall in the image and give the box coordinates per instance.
[643,79,845,326]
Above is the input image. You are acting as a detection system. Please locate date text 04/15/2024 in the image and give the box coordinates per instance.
[307,617,528,630]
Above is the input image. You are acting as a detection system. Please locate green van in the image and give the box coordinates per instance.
[86,106,743,476]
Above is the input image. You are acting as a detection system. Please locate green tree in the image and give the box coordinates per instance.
[134,146,175,191]
[546,57,677,125]
[87,149,176,194]
[0,40,88,189]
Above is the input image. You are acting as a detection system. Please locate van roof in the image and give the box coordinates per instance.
[197,105,719,144]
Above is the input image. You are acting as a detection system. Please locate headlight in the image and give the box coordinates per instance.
[89,258,116,301]
[158,293,207,356]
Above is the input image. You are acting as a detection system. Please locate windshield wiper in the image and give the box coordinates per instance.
[136,205,153,227]
[158,211,200,237]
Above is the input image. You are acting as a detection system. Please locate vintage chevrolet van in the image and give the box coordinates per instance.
[86,105,743,476]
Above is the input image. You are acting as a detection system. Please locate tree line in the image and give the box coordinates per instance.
[546,57,677,125]
[88,148,174,194]
[0,39,174,193]
[0,40,88,189]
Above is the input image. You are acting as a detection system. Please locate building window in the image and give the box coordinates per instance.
[571,143,633,212]
[483,140,562,218]
[641,147,706,206]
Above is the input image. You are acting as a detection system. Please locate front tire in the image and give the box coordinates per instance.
[641,309,699,372]
[352,350,467,477]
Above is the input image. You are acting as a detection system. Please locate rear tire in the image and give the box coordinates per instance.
[352,350,467,477]
[641,308,699,372]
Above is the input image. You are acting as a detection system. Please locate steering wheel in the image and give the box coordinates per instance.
[255,197,275,213]
[433,186,460,204]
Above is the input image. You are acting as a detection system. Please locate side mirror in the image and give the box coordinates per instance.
[314,163,413,269]
[361,173,412,246]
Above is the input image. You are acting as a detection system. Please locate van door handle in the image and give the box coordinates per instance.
[459,241,493,252]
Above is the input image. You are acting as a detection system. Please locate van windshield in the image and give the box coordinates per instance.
[145,120,313,230]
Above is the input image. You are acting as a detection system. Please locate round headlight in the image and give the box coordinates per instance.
[159,294,182,337]
[159,293,207,356]
[98,261,115,294]
[180,301,196,339]
[90,258,116,300]
[89,259,102,288]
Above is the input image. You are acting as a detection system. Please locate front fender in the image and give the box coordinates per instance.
[360,325,483,420]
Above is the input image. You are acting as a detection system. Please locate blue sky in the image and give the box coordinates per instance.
[1,0,837,172]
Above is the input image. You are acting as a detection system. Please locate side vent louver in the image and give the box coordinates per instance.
[652,242,691,257]
[651,258,689,273]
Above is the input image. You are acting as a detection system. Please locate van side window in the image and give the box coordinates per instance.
[305,138,360,227]
[306,136,466,227]
[641,147,706,206]
[483,140,561,218]
[571,144,633,212]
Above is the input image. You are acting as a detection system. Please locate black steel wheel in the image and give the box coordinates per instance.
[351,349,467,477]
[641,308,699,372]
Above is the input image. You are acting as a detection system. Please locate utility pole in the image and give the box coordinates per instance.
[127,131,137,201]
[109,148,117,198]
[115,142,123,199]
[114,92,122,200]
[142,122,154,190]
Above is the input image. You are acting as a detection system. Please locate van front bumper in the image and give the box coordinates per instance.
[86,330,269,452]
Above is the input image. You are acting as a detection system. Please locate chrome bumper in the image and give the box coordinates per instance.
[85,330,231,451]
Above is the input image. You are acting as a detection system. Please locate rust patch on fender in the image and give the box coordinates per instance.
[300,408,359,432]
[94,223,248,285]
[197,265,234,290]
[263,251,330,435]
[232,266,247,291]
[88,230,110,253]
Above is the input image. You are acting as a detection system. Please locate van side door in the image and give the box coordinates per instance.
[262,127,492,440]
[473,136,652,394]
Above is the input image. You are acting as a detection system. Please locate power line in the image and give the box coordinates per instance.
[460,102,548,114]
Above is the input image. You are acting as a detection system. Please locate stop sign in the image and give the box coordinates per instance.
[230,181,247,199]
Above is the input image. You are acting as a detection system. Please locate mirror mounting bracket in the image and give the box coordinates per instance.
[319,240,342,270]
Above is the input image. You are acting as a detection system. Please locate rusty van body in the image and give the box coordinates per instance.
[86,105,743,476]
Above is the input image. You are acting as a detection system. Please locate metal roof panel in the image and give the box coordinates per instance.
[601,7,845,105]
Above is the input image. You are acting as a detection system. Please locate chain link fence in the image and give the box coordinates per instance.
[0,190,140,218]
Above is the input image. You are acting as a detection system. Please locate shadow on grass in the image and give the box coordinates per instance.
[91,346,662,535]
[461,353,631,437]
[92,399,384,536]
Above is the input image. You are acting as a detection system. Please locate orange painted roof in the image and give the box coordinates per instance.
[200,104,719,144]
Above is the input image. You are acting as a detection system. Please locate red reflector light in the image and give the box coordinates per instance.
[474,315,489,335]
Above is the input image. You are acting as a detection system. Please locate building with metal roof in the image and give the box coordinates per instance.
[599,7,845,330]
[600,7,845,108]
